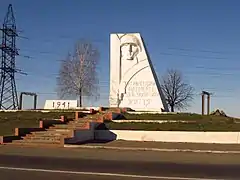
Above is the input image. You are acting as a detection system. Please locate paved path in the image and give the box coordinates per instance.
[0,154,239,179]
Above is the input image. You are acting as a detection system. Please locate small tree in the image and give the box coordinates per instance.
[161,69,194,112]
[56,40,100,107]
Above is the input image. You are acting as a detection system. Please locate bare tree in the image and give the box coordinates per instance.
[56,39,100,107]
[160,69,194,112]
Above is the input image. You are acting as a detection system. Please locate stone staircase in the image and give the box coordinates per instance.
[1,108,125,147]
[7,111,103,147]
[10,120,90,147]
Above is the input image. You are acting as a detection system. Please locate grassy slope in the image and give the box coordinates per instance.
[123,112,238,121]
[106,121,240,131]
[1,111,240,135]
[105,113,240,131]
[0,111,75,136]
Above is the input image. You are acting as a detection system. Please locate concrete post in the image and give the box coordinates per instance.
[207,94,210,115]
[19,93,23,110]
[33,95,37,110]
[202,94,205,115]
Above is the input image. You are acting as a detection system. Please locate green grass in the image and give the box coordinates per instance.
[1,111,240,135]
[0,111,75,136]
[105,120,240,131]
[123,112,239,122]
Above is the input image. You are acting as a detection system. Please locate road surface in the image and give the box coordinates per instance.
[0,154,239,180]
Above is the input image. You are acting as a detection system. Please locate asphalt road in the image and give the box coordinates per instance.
[0,154,239,180]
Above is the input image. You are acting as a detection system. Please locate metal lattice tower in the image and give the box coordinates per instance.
[0,4,19,110]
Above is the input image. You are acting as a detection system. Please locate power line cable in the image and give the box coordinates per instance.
[167,47,237,55]
[159,52,226,60]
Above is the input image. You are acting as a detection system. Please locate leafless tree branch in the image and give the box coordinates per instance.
[160,69,194,112]
[56,39,100,107]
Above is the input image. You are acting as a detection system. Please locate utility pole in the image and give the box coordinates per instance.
[201,91,212,115]
[0,4,19,110]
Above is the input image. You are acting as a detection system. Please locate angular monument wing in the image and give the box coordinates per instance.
[109,33,169,112]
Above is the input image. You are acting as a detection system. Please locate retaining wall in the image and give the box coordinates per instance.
[95,130,240,144]
[65,122,98,144]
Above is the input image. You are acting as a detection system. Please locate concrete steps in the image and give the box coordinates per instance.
[8,114,96,147]
[23,135,63,141]
[68,120,89,124]
[12,139,62,144]
[31,130,71,134]
[81,114,99,119]
[25,132,72,139]
[9,140,63,147]
[11,128,69,146]
[52,123,87,127]
[28,131,72,137]
[47,128,72,132]
[48,126,87,130]
[48,122,89,130]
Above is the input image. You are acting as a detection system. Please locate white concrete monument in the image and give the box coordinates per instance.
[109,33,169,112]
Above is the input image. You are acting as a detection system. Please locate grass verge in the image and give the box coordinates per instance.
[1,111,240,135]
[104,121,240,131]
[123,112,239,122]
[0,111,75,136]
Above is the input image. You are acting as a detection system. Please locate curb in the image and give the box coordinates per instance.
[64,144,240,154]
